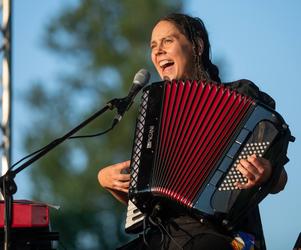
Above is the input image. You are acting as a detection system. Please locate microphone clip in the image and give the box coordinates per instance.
[107,96,134,124]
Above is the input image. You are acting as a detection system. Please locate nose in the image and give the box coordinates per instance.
[154,42,166,56]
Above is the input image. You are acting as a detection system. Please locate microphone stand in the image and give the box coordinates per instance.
[0,97,130,250]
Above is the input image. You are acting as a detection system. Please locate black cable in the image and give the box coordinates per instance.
[68,126,114,139]
[142,216,153,249]
[9,140,58,170]
[142,213,184,250]
[9,124,115,171]
[149,216,183,250]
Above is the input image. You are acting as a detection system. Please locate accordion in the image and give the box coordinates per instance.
[126,80,292,232]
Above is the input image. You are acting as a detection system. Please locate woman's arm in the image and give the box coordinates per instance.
[269,168,287,194]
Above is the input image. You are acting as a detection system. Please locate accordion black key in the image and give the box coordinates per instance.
[126,80,292,232]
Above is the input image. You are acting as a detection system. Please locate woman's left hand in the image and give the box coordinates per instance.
[236,154,272,189]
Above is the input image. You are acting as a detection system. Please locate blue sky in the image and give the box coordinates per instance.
[4,1,301,250]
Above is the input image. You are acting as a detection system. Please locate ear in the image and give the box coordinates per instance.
[196,38,204,56]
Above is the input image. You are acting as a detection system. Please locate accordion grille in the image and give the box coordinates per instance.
[130,90,149,190]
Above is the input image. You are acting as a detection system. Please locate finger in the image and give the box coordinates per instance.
[247,155,272,183]
[119,181,130,189]
[110,186,129,193]
[117,173,130,181]
[118,188,129,193]
[115,160,131,171]
[246,155,265,174]
[114,182,129,193]
[241,156,264,176]
[112,179,128,189]
[236,162,256,181]
[236,180,256,189]
[236,157,267,189]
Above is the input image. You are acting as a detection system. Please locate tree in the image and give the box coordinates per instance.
[22,0,183,249]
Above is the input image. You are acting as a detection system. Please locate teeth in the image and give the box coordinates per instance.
[159,60,173,68]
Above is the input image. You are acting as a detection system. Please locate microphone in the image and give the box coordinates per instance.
[114,69,150,123]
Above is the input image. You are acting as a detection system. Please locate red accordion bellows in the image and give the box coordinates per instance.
[151,80,253,207]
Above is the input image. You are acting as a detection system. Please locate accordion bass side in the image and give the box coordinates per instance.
[128,80,292,230]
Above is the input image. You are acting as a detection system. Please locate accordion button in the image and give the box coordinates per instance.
[210,170,224,186]
[227,142,241,158]
[218,156,232,172]
[236,128,250,144]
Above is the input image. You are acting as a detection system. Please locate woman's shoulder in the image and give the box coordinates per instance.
[223,79,276,109]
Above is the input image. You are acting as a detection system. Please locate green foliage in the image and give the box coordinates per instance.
[23,0,183,249]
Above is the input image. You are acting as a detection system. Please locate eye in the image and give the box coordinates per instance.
[163,38,173,46]
[150,43,157,51]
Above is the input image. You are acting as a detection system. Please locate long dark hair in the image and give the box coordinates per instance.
[158,13,221,83]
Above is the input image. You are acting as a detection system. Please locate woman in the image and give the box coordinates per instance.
[98,13,288,249]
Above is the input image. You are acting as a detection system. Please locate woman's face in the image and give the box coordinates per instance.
[150,20,195,81]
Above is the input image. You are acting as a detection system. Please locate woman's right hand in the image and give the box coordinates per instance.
[98,160,131,193]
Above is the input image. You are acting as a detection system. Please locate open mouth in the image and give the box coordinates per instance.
[159,59,174,71]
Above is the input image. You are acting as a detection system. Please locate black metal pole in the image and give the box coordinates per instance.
[0,97,122,249]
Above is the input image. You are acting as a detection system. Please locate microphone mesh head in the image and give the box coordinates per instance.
[133,69,150,86]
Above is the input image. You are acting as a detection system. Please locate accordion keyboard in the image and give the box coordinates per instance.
[125,200,144,233]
